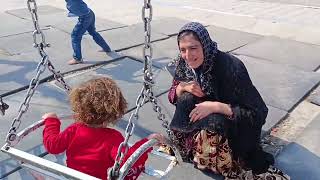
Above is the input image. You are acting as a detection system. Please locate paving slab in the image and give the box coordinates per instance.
[0,50,121,96]
[46,13,124,33]
[295,114,320,156]
[53,58,172,110]
[0,13,35,38]
[263,105,287,133]
[43,40,124,76]
[150,17,191,36]
[276,114,320,180]
[6,6,126,33]
[120,36,179,68]
[310,85,320,106]
[92,24,169,51]
[0,53,39,92]
[6,5,66,19]
[0,27,121,59]
[207,25,263,52]
[239,55,320,111]
[275,143,320,180]
[50,14,126,34]
[244,0,320,7]
[0,27,123,77]
[0,84,72,176]
[234,36,320,71]
[0,28,63,55]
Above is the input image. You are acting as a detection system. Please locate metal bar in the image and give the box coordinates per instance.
[118,139,158,179]
[1,146,100,180]
[15,119,44,146]
[8,115,73,147]
[128,142,175,161]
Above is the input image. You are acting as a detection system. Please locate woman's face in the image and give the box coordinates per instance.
[179,34,204,69]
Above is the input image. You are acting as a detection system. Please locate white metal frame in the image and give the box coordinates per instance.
[1,118,181,180]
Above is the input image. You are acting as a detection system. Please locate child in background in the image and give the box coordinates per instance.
[42,77,165,180]
[65,0,112,65]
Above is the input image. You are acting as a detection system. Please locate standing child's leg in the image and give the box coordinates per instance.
[69,12,92,65]
[87,10,111,52]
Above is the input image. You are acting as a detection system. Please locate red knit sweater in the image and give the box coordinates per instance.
[43,117,150,180]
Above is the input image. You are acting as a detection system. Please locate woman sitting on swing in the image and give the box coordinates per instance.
[168,22,290,179]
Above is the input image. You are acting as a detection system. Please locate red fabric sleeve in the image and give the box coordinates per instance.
[168,79,180,104]
[42,117,76,154]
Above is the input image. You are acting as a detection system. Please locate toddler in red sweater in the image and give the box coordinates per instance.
[42,77,165,180]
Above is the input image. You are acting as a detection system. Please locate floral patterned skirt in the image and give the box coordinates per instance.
[172,130,290,180]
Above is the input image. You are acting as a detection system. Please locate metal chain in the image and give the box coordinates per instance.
[28,0,70,92]
[108,1,154,179]
[27,0,49,56]
[6,55,49,145]
[5,0,71,145]
[109,87,146,179]
[109,1,178,179]
[141,0,178,145]
[47,61,71,92]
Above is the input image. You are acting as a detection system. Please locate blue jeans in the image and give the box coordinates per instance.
[71,9,111,61]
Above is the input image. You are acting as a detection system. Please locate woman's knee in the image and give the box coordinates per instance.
[176,92,199,110]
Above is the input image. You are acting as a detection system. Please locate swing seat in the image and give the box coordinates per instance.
[1,119,182,180]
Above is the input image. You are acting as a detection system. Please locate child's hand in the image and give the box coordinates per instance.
[42,112,58,119]
[147,133,166,145]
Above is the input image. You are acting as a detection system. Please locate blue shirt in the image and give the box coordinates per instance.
[65,0,90,17]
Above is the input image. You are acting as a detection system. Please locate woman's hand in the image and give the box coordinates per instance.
[147,133,166,146]
[176,81,205,97]
[189,101,220,122]
[189,102,234,122]
[42,112,58,119]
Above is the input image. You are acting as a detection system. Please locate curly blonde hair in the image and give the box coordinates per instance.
[69,77,127,126]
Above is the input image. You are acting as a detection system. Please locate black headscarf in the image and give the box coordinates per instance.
[175,22,218,100]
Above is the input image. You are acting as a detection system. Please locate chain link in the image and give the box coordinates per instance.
[47,61,71,92]
[27,0,50,55]
[142,0,153,59]
[5,0,71,145]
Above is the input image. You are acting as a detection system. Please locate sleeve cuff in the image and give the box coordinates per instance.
[44,117,61,126]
